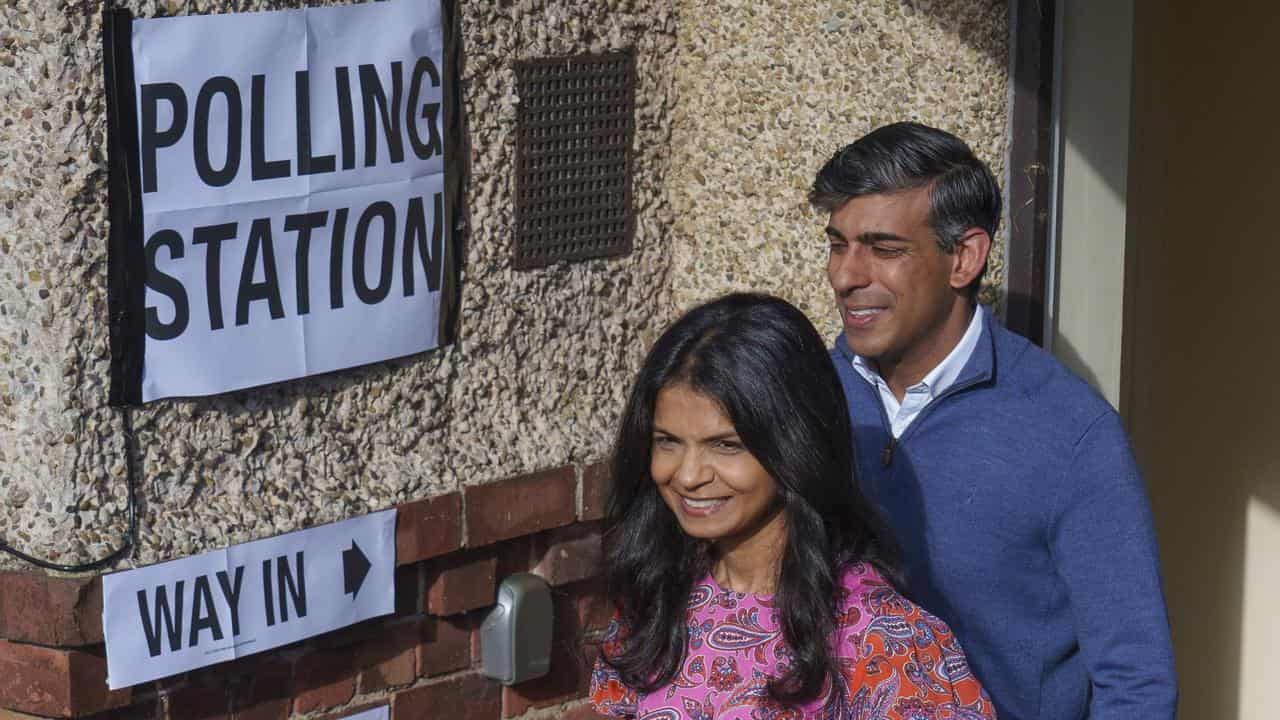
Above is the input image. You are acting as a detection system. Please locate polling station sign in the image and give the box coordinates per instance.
[102,0,461,404]
[102,509,396,689]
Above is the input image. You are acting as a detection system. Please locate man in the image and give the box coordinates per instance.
[810,122,1176,719]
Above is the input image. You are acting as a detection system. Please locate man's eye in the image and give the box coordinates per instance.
[872,246,906,258]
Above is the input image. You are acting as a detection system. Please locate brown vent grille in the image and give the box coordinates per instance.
[513,51,635,269]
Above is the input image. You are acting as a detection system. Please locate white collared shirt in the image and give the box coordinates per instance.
[850,306,985,438]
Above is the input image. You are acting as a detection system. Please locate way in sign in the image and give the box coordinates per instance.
[103,511,394,690]
[136,552,311,657]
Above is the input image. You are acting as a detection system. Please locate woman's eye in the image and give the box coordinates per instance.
[714,439,743,453]
[653,436,676,449]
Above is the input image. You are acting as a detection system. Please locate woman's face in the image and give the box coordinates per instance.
[650,384,781,545]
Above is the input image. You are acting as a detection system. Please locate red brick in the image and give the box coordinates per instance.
[425,552,496,615]
[356,620,421,693]
[150,673,189,695]
[533,524,603,587]
[579,462,611,522]
[230,654,292,699]
[312,617,385,651]
[470,619,483,668]
[392,673,499,720]
[292,648,355,715]
[231,697,289,720]
[166,685,231,719]
[0,640,131,717]
[83,698,161,719]
[0,572,103,646]
[396,492,463,566]
[230,656,293,720]
[394,564,421,616]
[501,643,597,717]
[465,468,576,547]
[312,701,390,720]
[566,579,614,634]
[493,536,535,579]
[417,614,472,678]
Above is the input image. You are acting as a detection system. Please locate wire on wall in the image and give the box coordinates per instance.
[0,407,139,573]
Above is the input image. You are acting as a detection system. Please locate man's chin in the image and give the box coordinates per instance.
[843,335,883,360]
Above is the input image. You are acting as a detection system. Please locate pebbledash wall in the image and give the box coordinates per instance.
[0,1,1008,719]
[666,0,1010,331]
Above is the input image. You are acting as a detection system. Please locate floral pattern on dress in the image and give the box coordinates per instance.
[590,563,997,719]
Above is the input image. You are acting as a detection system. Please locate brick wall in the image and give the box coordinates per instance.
[0,463,616,719]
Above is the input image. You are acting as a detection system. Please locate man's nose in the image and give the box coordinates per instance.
[829,246,871,295]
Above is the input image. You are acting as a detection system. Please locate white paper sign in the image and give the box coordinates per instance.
[345,707,390,720]
[124,0,453,402]
[102,509,396,689]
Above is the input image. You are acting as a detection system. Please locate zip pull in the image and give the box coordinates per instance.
[881,437,896,467]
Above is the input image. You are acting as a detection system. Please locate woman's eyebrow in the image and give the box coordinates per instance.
[652,429,739,442]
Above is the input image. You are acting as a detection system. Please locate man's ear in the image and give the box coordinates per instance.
[950,228,992,290]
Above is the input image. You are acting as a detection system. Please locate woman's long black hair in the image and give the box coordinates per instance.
[601,292,901,704]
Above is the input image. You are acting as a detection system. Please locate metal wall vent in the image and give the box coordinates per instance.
[513,51,635,269]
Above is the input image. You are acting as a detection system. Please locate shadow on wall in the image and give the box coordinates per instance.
[1045,332,1104,401]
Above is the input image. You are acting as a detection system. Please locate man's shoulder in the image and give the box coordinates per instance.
[986,320,1119,435]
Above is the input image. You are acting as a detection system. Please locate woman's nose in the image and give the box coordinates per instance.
[673,448,713,489]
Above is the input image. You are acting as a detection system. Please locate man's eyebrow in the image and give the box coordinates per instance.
[856,231,909,244]
[823,227,909,244]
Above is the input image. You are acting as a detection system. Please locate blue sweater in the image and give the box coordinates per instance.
[831,312,1176,720]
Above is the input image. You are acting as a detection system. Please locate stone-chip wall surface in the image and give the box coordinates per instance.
[0,0,678,570]
[666,0,1009,334]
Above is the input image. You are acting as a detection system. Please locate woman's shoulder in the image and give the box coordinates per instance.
[830,564,997,719]
[834,562,901,614]
[835,562,956,639]
[831,562,962,656]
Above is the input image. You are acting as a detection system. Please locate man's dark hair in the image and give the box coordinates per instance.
[600,292,901,706]
[810,122,1001,287]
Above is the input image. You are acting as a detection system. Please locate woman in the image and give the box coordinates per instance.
[590,293,995,719]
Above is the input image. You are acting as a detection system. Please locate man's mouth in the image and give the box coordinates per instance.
[845,306,887,328]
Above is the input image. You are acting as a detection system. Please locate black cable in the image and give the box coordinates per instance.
[0,0,142,573]
[0,406,139,573]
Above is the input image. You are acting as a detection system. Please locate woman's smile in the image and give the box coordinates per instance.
[677,495,731,516]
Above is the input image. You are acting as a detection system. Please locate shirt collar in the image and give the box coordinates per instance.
[848,305,987,398]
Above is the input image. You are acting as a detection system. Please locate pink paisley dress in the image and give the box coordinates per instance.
[590,562,996,720]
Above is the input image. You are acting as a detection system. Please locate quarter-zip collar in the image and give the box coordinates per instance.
[833,303,997,410]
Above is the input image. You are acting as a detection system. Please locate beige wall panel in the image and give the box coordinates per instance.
[1127,1,1280,716]
[1052,0,1132,409]
[0,0,677,569]
[667,0,1009,331]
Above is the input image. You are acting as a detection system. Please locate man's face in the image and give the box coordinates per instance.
[825,187,961,369]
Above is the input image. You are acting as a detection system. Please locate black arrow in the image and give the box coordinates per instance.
[343,540,371,600]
